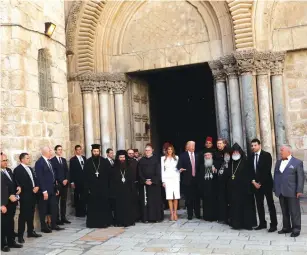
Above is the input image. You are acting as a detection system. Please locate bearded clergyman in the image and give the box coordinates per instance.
[84,144,112,228]
[197,151,218,221]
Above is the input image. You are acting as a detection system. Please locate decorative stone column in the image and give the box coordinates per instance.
[255,52,274,157]
[220,55,244,148]
[270,52,287,157]
[109,89,117,151]
[234,50,259,151]
[97,81,111,157]
[80,80,95,158]
[208,60,230,141]
[112,79,127,150]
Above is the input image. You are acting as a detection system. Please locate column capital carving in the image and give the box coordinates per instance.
[233,49,256,75]
[208,60,226,82]
[80,80,97,93]
[220,54,238,78]
[270,51,286,75]
[254,51,271,75]
[111,80,127,94]
[97,81,111,93]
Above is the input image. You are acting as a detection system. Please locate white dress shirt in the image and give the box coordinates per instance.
[1,168,12,181]
[21,163,35,187]
[107,157,114,166]
[254,150,261,172]
[279,155,292,173]
[76,155,84,168]
[56,155,62,164]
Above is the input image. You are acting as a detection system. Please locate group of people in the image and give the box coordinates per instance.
[1,137,305,252]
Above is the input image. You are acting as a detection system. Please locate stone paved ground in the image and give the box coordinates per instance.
[8,202,307,255]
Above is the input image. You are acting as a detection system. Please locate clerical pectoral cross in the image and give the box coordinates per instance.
[95,171,99,177]
[92,158,101,178]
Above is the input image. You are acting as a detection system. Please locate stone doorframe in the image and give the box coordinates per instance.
[209,50,287,159]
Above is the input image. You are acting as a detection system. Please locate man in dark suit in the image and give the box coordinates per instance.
[14,153,42,243]
[105,148,115,168]
[1,160,10,252]
[177,141,200,220]
[250,139,277,232]
[70,145,87,217]
[35,146,64,233]
[51,145,70,225]
[274,144,305,237]
[1,153,23,250]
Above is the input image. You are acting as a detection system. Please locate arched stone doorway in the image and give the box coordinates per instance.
[66,1,286,160]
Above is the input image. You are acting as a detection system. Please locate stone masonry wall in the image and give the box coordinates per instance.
[1,0,70,166]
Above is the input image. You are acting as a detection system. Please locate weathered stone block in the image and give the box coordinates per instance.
[289,99,301,110]
[54,98,64,111]
[15,123,31,136]
[11,90,26,107]
[25,91,39,109]
[1,124,15,136]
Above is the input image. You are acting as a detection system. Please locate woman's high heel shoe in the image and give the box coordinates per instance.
[173,211,178,221]
[170,211,174,221]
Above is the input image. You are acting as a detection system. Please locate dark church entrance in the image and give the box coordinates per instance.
[131,63,217,155]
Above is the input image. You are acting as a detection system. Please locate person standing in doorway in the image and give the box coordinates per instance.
[249,139,277,232]
[70,145,87,217]
[274,144,305,237]
[161,145,180,221]
[51,145,71,225]
[177,141,200,220]
[14,153,41,243]
[138,144,163,222]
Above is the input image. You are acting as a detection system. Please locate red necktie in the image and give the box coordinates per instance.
[191,153,195,177]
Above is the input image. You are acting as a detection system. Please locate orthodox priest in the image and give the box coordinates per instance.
[228,143,257,230]
[84,144,112,228]
[214,139,231,224]
[197,151,218,221]
[138,145,163,222]
[111,150,136,227]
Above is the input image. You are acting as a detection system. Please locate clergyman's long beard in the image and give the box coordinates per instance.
[204,158,213,168]
[119,161,126,169]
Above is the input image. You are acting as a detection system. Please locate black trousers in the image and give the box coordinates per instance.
[255,188,277,227]
[74,184,87,217]
[18,193,36,236]
[38,193,57,229]
[57,185,68,220]
[279,195,301,234]
[183,178,200,218]
[1,202,16,247]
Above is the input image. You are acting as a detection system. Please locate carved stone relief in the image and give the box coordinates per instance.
[208,60,226,82]
[233,49,256,75]
[254,51,271,75]
[270,51,286,75]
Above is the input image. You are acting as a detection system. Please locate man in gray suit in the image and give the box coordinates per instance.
[274,145,305,237]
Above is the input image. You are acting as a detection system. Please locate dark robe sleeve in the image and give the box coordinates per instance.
[138,160,146,184]
[151,160,161,185]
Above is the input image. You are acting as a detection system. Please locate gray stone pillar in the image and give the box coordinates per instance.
[255,52,274,157]
[220,55,244,148]
[208,60,230,141]
[234,50,259,151]
[97,81,111,157]
[80,81,96,158]
[109,89,117,151]
[113,80,127,150]
[270,52,287,157]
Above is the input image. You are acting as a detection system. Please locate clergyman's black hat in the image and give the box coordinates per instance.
[91,144,101,150]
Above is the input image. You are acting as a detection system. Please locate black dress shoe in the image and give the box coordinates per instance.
[195,215,201,219]
[56,220,64,225]
[290,232,300,237]
[254,225,267,230]
[1,246,10,252]
[187,216,193,220]
[41,228,52,233]
[28,231,42,238]
[52,225,65,231]
[278,229,291,234]
[268,226,277,233]
[8,242,23,248]
[61,218,71,224]
[18,237,25,243]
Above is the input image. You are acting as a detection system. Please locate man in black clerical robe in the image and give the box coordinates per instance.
[214,139,231,224]
[111,150,136,227]
[197,150,218,221]
[138,145,163,222]
[228,143,257,230]
[84,144,112,228]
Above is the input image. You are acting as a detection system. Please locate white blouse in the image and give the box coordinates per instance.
[161,156,180,183]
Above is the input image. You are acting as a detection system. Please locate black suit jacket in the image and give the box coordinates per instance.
[249,150,273,190]
[2,168,17,197]
[50,156,69,184]
[177,151,198,185]
[105,158,114,169]
[69,155,86,186]
[1,174,9,206]
[14,164,37,196]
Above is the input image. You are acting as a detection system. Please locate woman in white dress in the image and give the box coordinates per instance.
[161,145,180,221]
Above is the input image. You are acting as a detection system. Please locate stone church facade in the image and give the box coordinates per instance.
[1,0,307,176]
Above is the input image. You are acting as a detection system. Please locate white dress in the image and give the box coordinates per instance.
[161,156,180,200]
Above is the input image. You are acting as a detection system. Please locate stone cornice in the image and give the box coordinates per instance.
[112,80,127,94]
[254,51,271,75]
[270,51,286,75]
[233,49,256,75]
[68,72,128,82]
[80,80,97,93]
[220,54,238,77]
[208,60,226,82]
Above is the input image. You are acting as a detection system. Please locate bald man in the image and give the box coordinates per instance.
[35,146,64,233]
